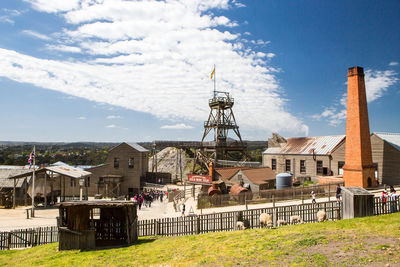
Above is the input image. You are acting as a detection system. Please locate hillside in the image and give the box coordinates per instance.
[0,213,399,266]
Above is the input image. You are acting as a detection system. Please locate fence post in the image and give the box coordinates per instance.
[197,216,201,234]
[328,183,330,202]
[245,199,248,210]
[272,195,275,208]
[301,192,304,204]
[7,232,11,250]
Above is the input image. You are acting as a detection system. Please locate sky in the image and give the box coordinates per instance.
[0,0,399,142]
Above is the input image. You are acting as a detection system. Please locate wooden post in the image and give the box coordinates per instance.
[328,183,330,202]
[86,178,89,200]
[197,216,201,234]
[301,191,304,204]
[13,178,16,209]
[25,177,28,206]
[272,195,275,207]
[44,172,47,208]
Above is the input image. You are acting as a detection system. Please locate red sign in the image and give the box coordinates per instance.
[187,174,212,184]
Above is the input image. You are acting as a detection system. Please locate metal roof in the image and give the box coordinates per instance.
[8,165,91,180]
[374,132,400,151]
[263,135,345,155]
[45,165,91,178]
[0,169,29,188]
[126,142,148,152]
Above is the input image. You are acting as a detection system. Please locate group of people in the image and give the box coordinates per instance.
[130,190,167,210]
[381,185,398,213]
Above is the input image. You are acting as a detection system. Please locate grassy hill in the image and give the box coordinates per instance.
[1,213,399,266]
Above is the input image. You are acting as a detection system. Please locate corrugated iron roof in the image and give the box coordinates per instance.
[263,135,345,155]
[215,167,241,182]
[126,142,148,152]
[0,169,29,188]
[46,165,91,178]
[375,132,400,151]
[241,167,276,185]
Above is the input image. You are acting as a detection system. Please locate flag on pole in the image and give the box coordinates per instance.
[210,67,215,79]
[28,149,35,169]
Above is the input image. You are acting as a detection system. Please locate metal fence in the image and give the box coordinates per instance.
[0,226,58,250]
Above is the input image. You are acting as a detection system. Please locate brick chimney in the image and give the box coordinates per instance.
[343,66,376,188]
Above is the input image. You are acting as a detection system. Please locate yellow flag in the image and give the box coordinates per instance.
[210,67,215,79]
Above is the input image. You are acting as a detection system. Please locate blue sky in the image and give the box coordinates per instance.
[0,0,399,142]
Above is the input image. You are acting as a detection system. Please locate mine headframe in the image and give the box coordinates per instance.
[192,90,249,175]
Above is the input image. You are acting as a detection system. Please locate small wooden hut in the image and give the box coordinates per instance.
[58,201,137,250]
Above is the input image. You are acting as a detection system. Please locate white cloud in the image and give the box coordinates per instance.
[389,61,398,66]
[0,0,309,138]
[0,8,23,24]
[77,116,86,120]
[106,115,121,119]
[106,124,116,128]
[46,44,81,53]
[161,123,194,130]
[22,30,51,41]
[23,0,80,13]
[266,53,275,58]
[312,69,398,127]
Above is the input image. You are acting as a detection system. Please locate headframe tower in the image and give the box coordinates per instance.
[192,66,248,176]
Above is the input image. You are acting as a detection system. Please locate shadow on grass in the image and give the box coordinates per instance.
[80,238,157,252]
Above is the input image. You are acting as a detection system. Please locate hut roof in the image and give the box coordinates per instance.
[0,168,30,188]
[57,200,136,208]
[7,165,91,180]
[240,167,276,185]
[215,167,241,182]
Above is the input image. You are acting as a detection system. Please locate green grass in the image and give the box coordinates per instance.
[1,213,400,266]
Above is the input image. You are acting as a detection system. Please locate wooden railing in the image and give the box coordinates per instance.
[373,196,400,215]
[0,226,58,250]
[1,196,398,250]
[138,200,342,237]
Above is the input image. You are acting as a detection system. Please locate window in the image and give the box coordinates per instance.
[317,161,323,174]
[271,159,276,170]
[70,178,76,187]
[285,159,291,172]
[129,157,134,168]
[338,161,345,175]
[86,177,90,187]
[114,157,119,168]
[300,160,306,173]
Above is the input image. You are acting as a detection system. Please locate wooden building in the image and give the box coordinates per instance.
[215,167,276,193]
[58,201,137,250]
[370,133,400,185]
[0,167,30,207]
[87,142,149,197]
[263,133,400,186]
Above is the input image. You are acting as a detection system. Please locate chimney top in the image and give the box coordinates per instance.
[348,66,364,77]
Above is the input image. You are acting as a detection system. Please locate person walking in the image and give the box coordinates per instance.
[381,190,388,214]
[311,191,316,204]
[389,186,397,213]
[181,203,186,216]
[336,185,342,202]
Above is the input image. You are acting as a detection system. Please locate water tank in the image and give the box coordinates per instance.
[276,173,293,189]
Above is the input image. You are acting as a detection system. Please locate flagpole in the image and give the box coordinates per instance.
[213,64,216,97]
[31,146,35,215]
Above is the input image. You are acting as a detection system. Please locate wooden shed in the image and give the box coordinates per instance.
[58,201,137,250]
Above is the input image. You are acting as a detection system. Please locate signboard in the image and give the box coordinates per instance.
[187,174,212,184]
